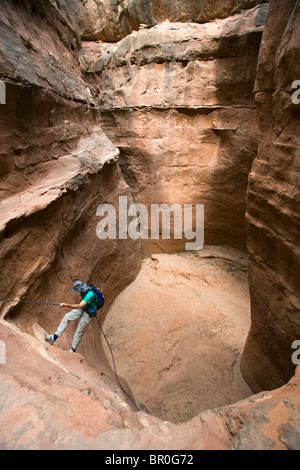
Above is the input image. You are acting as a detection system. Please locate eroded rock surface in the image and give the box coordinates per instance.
[0,0,141,328]
[82,4,269,255]
[241,0,300,392]
[0,0,299,452]
[74,0,269,42]
[0,316,299,450]
[0,0,141,387]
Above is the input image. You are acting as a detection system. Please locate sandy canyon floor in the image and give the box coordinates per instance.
[102,246,253,423]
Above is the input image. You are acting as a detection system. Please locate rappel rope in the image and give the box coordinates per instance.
[0,299,60,306]
[0,298,139,412]
[95,317,139,411]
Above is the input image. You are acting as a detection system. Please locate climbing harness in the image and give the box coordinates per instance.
[0,297,139,412]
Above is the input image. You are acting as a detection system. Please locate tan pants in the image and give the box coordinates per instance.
[55,309,92,350]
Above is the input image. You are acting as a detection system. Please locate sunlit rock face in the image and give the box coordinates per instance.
[81,4,269,255]
[0,0,299,452]
[74,0,268,41]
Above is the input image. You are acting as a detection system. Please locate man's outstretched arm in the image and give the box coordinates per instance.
[59,300,87,309]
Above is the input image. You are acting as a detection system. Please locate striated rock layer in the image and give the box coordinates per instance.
[0,0,141,362]
[241,0,300,392]
[74,0,269,42]
[0,0,299,451]
[82,4,269,255]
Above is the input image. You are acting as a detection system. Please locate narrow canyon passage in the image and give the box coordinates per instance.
[102,246,252,423]
[0,0,299,451]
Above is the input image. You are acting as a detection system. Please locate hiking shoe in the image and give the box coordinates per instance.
[69,348,76,353]
[44,333,56,345]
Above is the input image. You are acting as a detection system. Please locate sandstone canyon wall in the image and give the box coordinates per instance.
[75,0,268,42]
[241,0,300,392]
[0,0,299,451]
[81,3,269,255]
[0,0,141,355]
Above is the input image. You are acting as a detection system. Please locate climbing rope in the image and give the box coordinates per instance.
[96,316,139,412]
[0,299,60,306]
[0,298,139,412]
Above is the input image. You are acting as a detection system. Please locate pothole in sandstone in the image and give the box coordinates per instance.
[101,246,253,424]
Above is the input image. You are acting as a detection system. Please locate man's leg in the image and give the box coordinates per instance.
[55,309,83,338]
[72,312,92,351]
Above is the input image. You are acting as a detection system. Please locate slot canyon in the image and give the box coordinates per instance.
[0,0,299,450]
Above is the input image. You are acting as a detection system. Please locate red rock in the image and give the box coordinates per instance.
[241,0,300,392]
[0,0,299,452]
[81,5,269,255]
[75,0,269,42]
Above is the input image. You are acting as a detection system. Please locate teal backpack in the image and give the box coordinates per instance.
[82,284,105,317]
[89,284,105,310]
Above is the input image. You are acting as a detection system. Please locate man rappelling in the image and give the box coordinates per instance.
[44,280,104,352]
